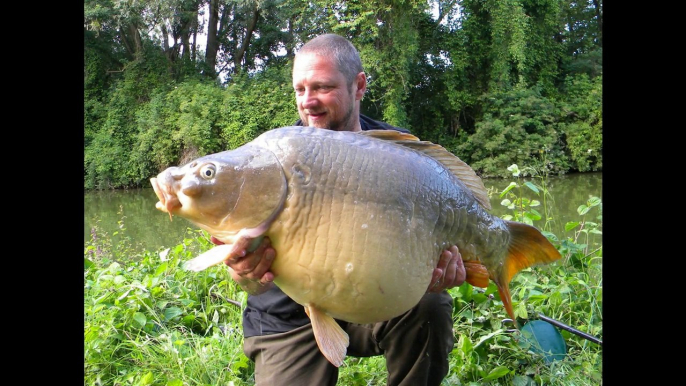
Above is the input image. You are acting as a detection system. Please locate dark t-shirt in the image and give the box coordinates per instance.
[242,114,410,338]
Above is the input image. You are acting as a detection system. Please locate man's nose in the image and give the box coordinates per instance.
[301,89,318,108]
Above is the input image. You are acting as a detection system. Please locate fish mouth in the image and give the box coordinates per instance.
[150,177,181,221]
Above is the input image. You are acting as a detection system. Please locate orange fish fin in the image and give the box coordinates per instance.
[360,130,490,210]
[464,260,490,288]
[493,279,517,326]
[503,221,562,283]
[491,221,562,322]
[305,305,349,367]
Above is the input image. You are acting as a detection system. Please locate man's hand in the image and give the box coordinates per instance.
[211,236,276,295]
[427,245,466,293]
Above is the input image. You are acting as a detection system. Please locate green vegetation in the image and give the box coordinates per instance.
[84,0,602,189]
[84,168,602,385]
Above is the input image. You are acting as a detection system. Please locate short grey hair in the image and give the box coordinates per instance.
[296,34,364,85]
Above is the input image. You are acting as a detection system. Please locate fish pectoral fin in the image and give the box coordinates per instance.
[305,305,349,367]
[182,244,234,272]
[464,260,490,288]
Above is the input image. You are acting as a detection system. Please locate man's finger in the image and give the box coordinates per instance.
[453,246,466,285]
[428,268,444,291]
[249,246,276,281]
[436,247,451,272]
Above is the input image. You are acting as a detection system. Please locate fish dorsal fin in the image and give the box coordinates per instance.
[358,129,421,142]
[360,130,491,210]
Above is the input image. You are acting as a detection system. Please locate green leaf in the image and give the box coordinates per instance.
[164,307,184,321]
[482,365,511,380]
[155,262,168,276]
[541,231,558,241]
[577,205,590,215]
[524,181,539,194]
[500,182,517,196]
[137,371,154,386]
[515,301,527,319]
[132,312,146,328]
[458,333,474,356]
[513,375,537,386]
[457,283,474,300]
[524,210,541,221]
[474,329,505,348]
[588,196,601,207]
[117,288,133,301]
[565,221,580,231]
[182,314,196,325]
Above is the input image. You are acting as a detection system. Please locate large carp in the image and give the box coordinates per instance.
[150,126,561,366]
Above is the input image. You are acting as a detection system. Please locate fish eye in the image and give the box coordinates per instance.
[199,164,216,180]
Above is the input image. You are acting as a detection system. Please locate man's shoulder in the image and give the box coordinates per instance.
[360,114,410,133]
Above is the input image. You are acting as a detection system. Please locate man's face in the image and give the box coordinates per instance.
[293,53,363,132]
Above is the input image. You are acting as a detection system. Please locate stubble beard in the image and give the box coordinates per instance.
[327,96,356,132]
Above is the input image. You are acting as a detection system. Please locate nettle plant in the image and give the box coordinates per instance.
[498,164,549,227]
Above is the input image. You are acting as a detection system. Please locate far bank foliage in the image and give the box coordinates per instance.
[84,0,602,190]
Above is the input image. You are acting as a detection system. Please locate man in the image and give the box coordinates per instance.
[215,34,466,385]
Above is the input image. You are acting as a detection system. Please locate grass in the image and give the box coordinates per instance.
[84,166,602,386]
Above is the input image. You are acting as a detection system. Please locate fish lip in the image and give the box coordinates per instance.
[150,177,181,218]
[150,177,167,208]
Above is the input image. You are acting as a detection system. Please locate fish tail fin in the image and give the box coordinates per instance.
[305,305,349,367]
[493,221,562,323]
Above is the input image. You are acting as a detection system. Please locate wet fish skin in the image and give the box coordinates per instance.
[150,126,562,366]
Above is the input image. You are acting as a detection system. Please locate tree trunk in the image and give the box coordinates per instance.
[205,0,220,74]
[234,7,260,71]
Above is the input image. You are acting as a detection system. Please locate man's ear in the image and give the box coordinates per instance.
[354,72,367,100]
